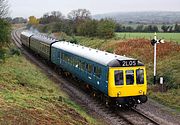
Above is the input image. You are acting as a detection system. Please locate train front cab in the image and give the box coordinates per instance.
[108,66,147,106]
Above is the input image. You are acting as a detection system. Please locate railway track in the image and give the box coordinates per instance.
[11,29,161,125]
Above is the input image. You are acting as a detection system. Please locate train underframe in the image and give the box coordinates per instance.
[112,95,148,108]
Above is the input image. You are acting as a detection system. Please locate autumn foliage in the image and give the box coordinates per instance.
[104,39,180,63]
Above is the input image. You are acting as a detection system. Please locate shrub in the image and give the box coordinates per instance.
[0,49,6,62]
[0,19,11,45]
[97,19,116,39]
[162,71,178,89]
[69,36,78,44]
[10,48,21,56]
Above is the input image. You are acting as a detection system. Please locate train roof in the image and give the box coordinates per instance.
[31,34,58,45]
[52,41,143,67]
[21,30,34,37]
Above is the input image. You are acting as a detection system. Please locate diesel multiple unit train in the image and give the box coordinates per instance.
[20,30,148,107]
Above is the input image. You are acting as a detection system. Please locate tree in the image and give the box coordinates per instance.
[67,9,91,34]
[0,0,10,46]
[115,24,124,32]
[0,19,10,45]
[76,19,98,37]
[136,25,144,32]
[169,26,173,32]
[28,16,39,26]
[125,26,134,32]
[152,25,158,32]
[12,17,27,24]
[174,24,180,32]
[52,20,73,35]
[85,19,98,37]
[0,0,9,18]
[143,25,158,32]
[51,11,64,20]
[39,13,50,24]
[39,11,64,24]
[97,19,116,38]
[68,9,91,21]
[161,25,169,32]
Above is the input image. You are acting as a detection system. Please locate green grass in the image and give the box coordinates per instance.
[116,32,180,43]
[148,89,180,112]
[147,54,180,112]
[0,46,101,125]
[75,36,110,48]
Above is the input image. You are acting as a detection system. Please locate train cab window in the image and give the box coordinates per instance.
[114,70,124,85]
[136,69,144,84]
[126,70,134,85]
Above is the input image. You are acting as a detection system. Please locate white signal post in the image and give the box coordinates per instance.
[153,33,157,84]
[151,33,164,84]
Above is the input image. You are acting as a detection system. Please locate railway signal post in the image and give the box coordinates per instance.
[151,33,164,84]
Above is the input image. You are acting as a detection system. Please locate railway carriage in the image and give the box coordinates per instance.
[20,31,148,107]
[20,31,34,47]
[30,35,58,60]
[51,42,108,95]
[51,42,147,106]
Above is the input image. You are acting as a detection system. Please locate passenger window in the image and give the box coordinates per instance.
[88,64,93,73]
[95,67,101,78]
[74,58,78,67]
[136,69,144,84]
[62,53,64,60]
[85,63,88,70]
[81,62,85,70]
[114,70,124,85]
[94,66,96,73]
[126,70,134,85]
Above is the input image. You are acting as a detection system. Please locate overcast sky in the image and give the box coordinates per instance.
[9,0,180,18]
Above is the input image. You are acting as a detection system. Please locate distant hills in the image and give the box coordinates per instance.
[93,11,180,24]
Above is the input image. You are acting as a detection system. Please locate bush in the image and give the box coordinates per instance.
[69,36,78,44]
[10,48,21,56]
[41,25,51,33]
[149,70,178,90]
[58,32,68,41]
[162,71,178,89]
[0,19,11,45]
[0,49,6,62]
[97,19,115,39]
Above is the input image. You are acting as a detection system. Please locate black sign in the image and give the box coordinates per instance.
[119,60,138,67]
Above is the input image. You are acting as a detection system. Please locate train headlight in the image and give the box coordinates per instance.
[139,90,142,93]
[117,91,121,96]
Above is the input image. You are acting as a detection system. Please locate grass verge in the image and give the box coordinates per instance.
[0,45,101,125]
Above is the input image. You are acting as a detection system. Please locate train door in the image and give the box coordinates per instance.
[87,63,93,83]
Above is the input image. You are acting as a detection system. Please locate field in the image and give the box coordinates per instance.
[116,32,180,43]
[0,45,101,124]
